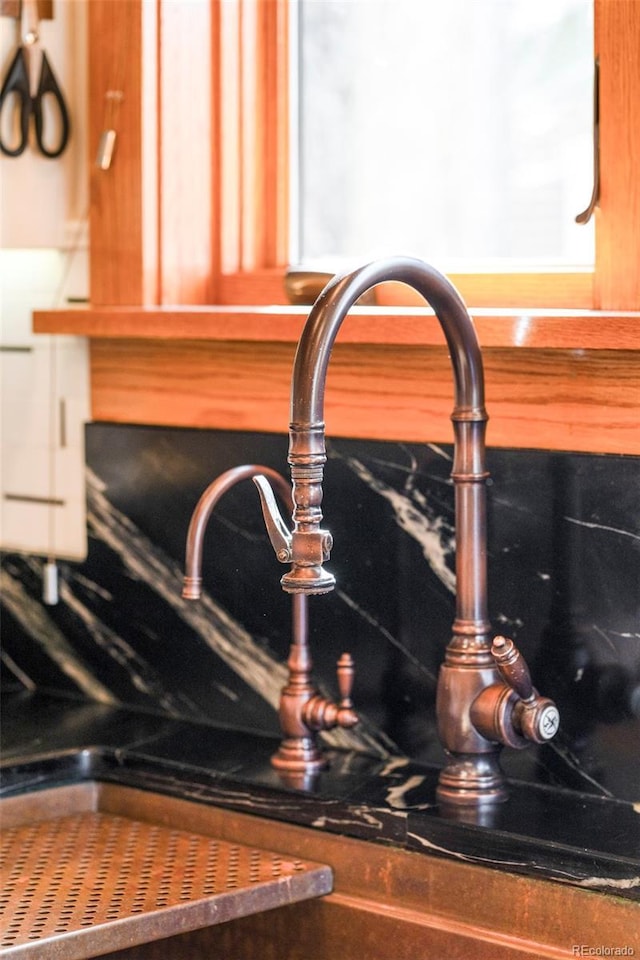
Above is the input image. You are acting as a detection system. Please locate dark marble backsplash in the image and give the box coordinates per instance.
[2,424,639,803]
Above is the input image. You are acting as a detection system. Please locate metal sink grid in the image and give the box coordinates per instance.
[0,807,332,959]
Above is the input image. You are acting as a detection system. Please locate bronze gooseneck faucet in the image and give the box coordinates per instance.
[274,256,559,806]
[183,464,358,778]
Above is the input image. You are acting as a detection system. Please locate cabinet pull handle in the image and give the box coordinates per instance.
[575,58,600,225]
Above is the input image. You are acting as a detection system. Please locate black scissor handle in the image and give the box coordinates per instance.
[33,51,70,159]
[0,47,70,158]
[0,47,30,157]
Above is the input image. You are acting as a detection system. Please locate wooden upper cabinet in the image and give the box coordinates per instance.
[89,0,157,305]
[88,0,287,308]
[89,0,217,306]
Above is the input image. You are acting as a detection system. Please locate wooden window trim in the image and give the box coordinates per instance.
[85,0,640,316]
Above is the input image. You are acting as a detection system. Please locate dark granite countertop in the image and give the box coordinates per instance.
[2,687,639,904]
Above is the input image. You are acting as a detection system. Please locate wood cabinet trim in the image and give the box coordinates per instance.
[86,339,640,455]
[34,307,640,351]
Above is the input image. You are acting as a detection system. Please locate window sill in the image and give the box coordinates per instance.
[33,305,640,350]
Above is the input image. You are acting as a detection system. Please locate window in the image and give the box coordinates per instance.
[214,0,640,309]
[296,0,594,271]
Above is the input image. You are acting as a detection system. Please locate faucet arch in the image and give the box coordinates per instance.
[285,257,490,638]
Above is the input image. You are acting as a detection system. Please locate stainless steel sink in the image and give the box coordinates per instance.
[0,782,332,959]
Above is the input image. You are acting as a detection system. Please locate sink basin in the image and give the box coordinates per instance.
[0,782,332,959]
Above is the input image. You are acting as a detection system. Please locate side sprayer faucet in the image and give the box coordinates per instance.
[182,464,358,780]
[264,256,560,806]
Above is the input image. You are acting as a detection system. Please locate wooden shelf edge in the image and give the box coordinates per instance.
[33,305,640,351]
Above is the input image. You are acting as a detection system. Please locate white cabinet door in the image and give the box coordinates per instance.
[1,250,89,560]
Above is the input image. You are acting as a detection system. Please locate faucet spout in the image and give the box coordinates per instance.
[182,464,292,600]
[285,256,558,806]
[284,256,489,629]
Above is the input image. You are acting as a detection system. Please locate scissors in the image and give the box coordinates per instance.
[0,0,70,158]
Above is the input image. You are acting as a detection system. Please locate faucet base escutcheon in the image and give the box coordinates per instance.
[436,755,509,806]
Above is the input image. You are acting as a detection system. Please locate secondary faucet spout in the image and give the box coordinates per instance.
[183,464,292,600]
[284,256,559,806]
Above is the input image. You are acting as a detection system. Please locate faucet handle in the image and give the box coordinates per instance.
[491,636,534,701]
[253,475,293,562]
[490,636,560,744]
[336,652,355,708]
[331,652,358,729]
[302,653,358,732]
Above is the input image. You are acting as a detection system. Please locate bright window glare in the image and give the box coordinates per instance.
[296,0,594,269]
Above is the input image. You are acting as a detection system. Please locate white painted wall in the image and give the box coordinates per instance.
[1,0,88,246]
